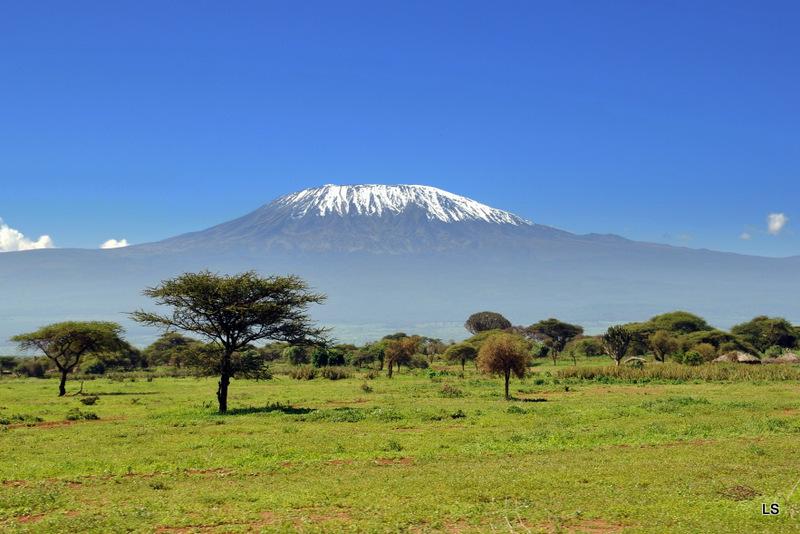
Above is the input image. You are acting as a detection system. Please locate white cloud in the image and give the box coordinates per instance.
[100,238,130,249]
[767,213,789,235]
[739,232,752,240]
[0,218,55,252]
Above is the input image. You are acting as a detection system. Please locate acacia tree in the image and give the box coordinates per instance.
[131,270,327,413]
[11,321,126,396]
[526,318,583,365]
[649,330,677,362]
[142,332,204,367]
[603,325,634,366]
[477,333,530,400]
[443,343,478,372]
[384,336,419,378]
[465,311,512,335]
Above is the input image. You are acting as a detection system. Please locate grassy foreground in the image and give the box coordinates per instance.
[1,365,799,533]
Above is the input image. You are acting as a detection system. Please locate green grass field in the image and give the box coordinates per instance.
[1,363,799,533]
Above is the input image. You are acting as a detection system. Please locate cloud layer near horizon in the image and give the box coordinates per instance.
[100,238,130,249]
[0,219,55,252]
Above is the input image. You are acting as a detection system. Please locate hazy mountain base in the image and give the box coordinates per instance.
[1,239,798,351]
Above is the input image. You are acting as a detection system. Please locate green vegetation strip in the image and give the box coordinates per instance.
[1,370,799,533]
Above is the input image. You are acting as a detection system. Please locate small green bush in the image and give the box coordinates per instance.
[289,365,317,380]
[65,408,99,421]
[682,350,704,366]
[438,383,464,398]
[321,366,353,380]
[79,395,99,406]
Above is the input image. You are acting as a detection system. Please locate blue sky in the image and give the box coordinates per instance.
[2,1,798,256]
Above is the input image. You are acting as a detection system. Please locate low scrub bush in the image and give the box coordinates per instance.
[556,362,800,382]
[289,365,317,380]
[65,408,99,421]
[0,413,43,425]
[438,383,464,398]
[320,366,353,380]
[79,395,99,406]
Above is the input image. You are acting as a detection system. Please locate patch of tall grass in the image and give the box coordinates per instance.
[555,362,800,382]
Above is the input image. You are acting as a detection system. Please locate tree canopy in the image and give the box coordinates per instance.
[131,270,327,413]
[731,316,798,353]
[443,343,478,372]
[12,321,126,396]
[526,318,583,364]
[602,325,633,366]
[476,333,530,400]
[384,336,420,378]
[465,311,511,335]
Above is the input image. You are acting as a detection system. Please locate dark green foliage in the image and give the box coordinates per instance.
[0,413,43,425]
[678,330,754,355]
[465,311,512,335]
[12,321,127,396]
[603,325,634,366]
[348,347,377,368]
[282,345,308,365]
[320,366,353,380]
[14,358,45,378]
[289,365,317,380]
[79,395,99,406]
[525,318,584,357]
[408,354,429,369]
[567,337,604,357]
[681,350,704,366]
[142,333,204,367]
[131,270,327,413]
[381,332,408,341]
[65,408,99,421]
[443,343,478,372]
[0,356,17,372]
[83,361,106,375]
[648,330,677,362]
[185,347,273,380]
[310,347,329,367]
[632,311,713,336]
[731,315,798,353]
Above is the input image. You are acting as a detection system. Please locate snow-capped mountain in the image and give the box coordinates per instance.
[278,184,533,225]
[149,184,572,254]
[1,183,799,349]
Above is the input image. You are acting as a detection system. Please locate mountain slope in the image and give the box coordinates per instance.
[145,184,578,254]
[1,184,799,349]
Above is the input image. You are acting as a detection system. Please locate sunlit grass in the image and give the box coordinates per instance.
[1,366,798,532]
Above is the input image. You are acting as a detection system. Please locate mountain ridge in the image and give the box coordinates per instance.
[1,183,799,349]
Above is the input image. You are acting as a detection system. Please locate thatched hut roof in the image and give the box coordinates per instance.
[762,352,800,364]
[713,351,761,364]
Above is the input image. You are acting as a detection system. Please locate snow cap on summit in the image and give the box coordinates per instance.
[275,184,533,226]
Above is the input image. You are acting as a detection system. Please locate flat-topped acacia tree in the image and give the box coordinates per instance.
[12,321,126,396]
[131,270,327,413]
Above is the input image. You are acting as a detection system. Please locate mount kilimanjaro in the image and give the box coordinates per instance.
[1,184,798,349]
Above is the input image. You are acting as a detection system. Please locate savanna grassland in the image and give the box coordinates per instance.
[1,363,799,533]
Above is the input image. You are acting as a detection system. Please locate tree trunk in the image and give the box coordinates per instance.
[58,370,68,397]
[504,370,510,401]
[217,373,231,413]
[387,360,393,378]
[461,360,465,373]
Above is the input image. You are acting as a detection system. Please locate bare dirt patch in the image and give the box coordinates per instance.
[6,417,123,430]
[532,519,630,533]
[14,514,46,524]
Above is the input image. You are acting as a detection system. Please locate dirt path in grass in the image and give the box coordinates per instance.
[5,416,124,430]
